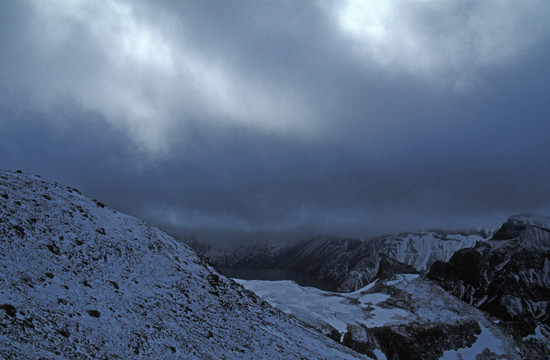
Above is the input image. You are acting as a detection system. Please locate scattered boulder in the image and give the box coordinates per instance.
[87,310,101,318]
[1,304,16,318]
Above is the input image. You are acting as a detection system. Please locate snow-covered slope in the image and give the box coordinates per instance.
[198,230,489,291]
[237,272,521,360]
[0,170,367,359]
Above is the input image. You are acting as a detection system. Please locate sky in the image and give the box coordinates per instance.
[1,0,550,244]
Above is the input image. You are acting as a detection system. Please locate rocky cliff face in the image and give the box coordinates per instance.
[197,230,489,291]
[428,214,550,358]
[0,170,367,359]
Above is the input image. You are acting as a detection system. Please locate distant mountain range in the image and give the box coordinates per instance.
[193,228,491,292]
[194,214,550,359]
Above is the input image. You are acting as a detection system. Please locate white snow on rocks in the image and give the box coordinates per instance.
[440,323,505,359]
[237,273,521,359]
[0,170,367,359]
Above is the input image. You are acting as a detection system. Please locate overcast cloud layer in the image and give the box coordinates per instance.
[1,0,550,244]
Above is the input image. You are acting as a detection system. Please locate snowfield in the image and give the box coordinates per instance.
[0,170,367,359]
[237,274,521,359]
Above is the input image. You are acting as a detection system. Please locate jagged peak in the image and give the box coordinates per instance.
[492,213,550,240]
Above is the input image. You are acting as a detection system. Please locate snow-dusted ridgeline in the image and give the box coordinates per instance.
[0,170,367,359]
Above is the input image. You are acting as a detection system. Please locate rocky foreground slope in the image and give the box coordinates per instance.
[0,170,366,359]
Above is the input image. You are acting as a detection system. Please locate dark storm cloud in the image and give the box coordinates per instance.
[1,0,550,243]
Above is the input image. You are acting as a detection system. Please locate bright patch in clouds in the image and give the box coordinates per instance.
[32,0,175,72]
[333,0,550,88]
[25,0,314,155]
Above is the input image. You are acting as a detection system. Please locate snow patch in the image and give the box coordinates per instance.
[441,323,505,359]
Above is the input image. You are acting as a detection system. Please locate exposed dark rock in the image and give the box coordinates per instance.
[447,248,482,286]
[11,225,25,238]
[375,255,418,280]
[207,274,220,287]
[22,318,34,328]
[87,310,101,318]
[428,260,456,281]
[46,243,60,255]
[492,218,528,240]
[372,321,481,360]
[428,229,550,324]
[428,214,550,357]
[1,304,16,318]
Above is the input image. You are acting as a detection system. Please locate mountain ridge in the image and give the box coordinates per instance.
[0,169,367,359]
[195,229,490,291]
